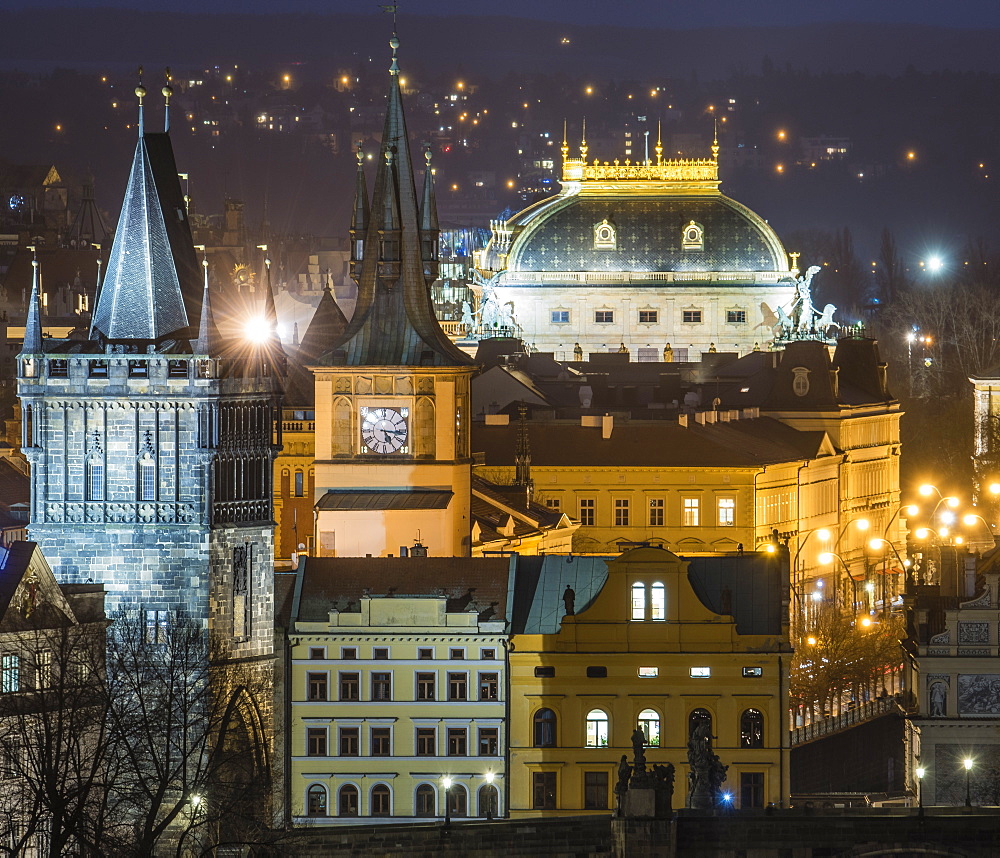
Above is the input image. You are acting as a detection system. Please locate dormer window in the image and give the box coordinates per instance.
[593,219,616,250]
[681,220,704,251]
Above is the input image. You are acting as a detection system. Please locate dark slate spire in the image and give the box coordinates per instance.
[324,33,472,368]
[194,250,221,355]
[90,70,201,346]
[514,401,533,503]
[285,279,350,406]
[419,146,440,285]
[67,174,109,247]
[22,246,43,354]
[349,146,369,282]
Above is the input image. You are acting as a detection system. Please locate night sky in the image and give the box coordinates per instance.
[15,0,1000,29]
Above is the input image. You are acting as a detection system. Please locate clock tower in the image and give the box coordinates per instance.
[311,33,475,557]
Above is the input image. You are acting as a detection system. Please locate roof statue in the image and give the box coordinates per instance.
[323,33,472,368]
[767,265,851,345]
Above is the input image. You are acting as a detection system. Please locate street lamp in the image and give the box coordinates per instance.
[818,550,861,610]
[484,771,495,820]
[916,766,925,816]
[443,776,453,828]
[964,758,973,807]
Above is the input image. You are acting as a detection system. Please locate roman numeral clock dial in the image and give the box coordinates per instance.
[360,407,409,454]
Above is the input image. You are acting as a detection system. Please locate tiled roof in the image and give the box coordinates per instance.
[315,489,453,511]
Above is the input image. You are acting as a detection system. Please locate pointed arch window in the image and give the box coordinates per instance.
[138,453,156,502]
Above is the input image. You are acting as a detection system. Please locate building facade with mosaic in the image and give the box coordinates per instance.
[477,132,797,361]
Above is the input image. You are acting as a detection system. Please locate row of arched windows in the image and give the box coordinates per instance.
[532,707,764,748]
[305,782,500,818]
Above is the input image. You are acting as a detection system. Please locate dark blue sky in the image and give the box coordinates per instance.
[17,0,1000,29]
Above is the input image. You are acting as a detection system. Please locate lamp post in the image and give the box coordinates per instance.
[443,776,453,828]
[791,527,833,635]
[869,537,912,613]
[964,758,973,807]
[915,766,925,816]
[484,771,495,820]
[818,550,860,612]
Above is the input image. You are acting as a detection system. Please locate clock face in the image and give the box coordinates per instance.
[361,407,408,454]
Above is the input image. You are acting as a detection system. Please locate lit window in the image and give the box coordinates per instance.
[631,582,646,621]
[648,497,664,526]
[682,310,703,324]
[595,310,614,324]
[718,497,735,526]
[638,666,659,678]
[585,709,609,747]
[740,709,764,748]
[690,666,711,678]
[3,653,21,693]
[551,310,570,324]
[139,455,156,501]
[683,497,700,526]
[614,498,630,526]
[650,582,665,620]
[639,310,658,324]
[35,651,51,689]
[638,709,660,746]
[743,666,763,677]
[86,457,104,501]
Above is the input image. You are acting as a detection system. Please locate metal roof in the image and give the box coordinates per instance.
[315,489,453,511]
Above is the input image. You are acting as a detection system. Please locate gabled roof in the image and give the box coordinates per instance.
[285,285,350,405]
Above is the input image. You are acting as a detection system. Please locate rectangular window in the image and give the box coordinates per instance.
[450,648,465,660]
[584,772,609,810]
[743,666,763,677]
[371,672,392,701]
[86,459,104,501]
[371,727,391,756]
[448,672,468,701]
[306,728,327,757]
[533,772,557,809]
[614,498,630,527]
[341,647,357,660]
[534,666,555,678]
[145,610,170,645]
[339,727,359,756]
[416,672,436,700]
[682,310,703,324]
[638,310,658,324]
[479,727,499,756]
[306,672,328,701]
[595,310,614,323]
[481,648,496,660]
[718,497,735,526]
[638,666,659,678]
[447,728,468,756]
[294,471,304,497]
[418,647,434,660]
[683,497,700,526]
[727,309,747,324]
[587,666,608,678]
[309,647,325,660]
[551,310,570,324]
[690,666,711,678]
[545,497,561,511]
[339,672,360,701]
[416,728,436,756]
[579,498,595,526]
[35,651,51,689]
[139,458,156,502]
[479,672,499,701]
[648,497,664,526]
[740,772,765,808]
[373,647,389,660]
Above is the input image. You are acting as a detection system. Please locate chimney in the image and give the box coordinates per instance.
[602,414,614,439]
[678,414,688,428]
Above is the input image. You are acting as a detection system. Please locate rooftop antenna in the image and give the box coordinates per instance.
[135,65,146,137]
[162,67,173,133]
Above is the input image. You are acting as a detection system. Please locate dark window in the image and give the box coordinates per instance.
[532,772,556,810]
[416,728,436,756]
[534,666,555,678]
[307,672,328,701]
[88,360,108,378]
[682,310,702,324]
[648,498,664,526]
[418,647,434,660]
[479,784,499,818]
[689,708,712,740]
[448,672,467,700]
[48,359,68,378]
[740,772,765,808]
[373,647,389,660]
[481,648,496,660]
[595,310,614,324]
[341,647,357,660]
[339,727,359,756]
[371,727,391,756]
[339,672,360,701]
[415,784,436,816]
[306,728,327,757]
[479,672,499,700]
[338,784,358,817]
[579,498,595,526]
[416,672,436,700]
[294,471,304,497]
[479,727,499,756]
[307,784,327,816]
[167,359,188,378]
[448,785,468,818]
[740,709,764,748]
[309,647,325,660]
[614,498,630,526]
[586,666,607,678]
[450,648,464,660]
[127,360,148,378]
[727,310,747,324]
[447,728,468,756]
[371,784,391,817]
[533,708,557,747]
[584,772,609,810]
[372,672,392,701]
[639,310,658,324]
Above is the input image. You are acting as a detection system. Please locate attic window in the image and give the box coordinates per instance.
[586,666,607,678]
[534,666,555,678]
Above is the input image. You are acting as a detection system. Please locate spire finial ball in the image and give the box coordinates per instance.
[424,146,432,165]
[162,85,173,98]
[135,85,147,99]
[357,146,364,165]
[389,35,400,51]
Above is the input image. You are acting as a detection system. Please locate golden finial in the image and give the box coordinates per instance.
[424,144,433,166]
[789,251,801,276]
[162,67,173,133]
[357,143,364,165]
[656,121,663,165]
[135,65,146,136]
[580,117,588,161]
[561,119,568,161]
[712,117,719,161]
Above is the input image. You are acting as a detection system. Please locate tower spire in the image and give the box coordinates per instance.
[162,67,173,133]
[194,246,220,355]
[350,145,369,282]
[561,119,569,162]
[23,245,43,354]
[419,145,440,284]
[712,117,719,162]
[580,117,588,162]
[514,401,533,504]
[135,65,145,137]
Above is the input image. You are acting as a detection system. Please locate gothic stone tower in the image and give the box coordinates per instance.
[311,34,475,557]
[16,87,283,661]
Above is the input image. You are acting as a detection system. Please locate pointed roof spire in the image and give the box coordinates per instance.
[419,145,438,233]
[514,401,533,504]
[67,172,109,246]
[712,116,719,161]
[258,244,279,329]
[135,65,146,137]
[561,119,569,162]
[194,247,220,354]
[162,67,173,133]
[381,147,401,232]
[351,145,369,234]
[23,245,43,354]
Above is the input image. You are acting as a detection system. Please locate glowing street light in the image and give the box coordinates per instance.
[443,776,453,827]
[916,765,925,815]
[964,758,973,807]
[927,256,943,272]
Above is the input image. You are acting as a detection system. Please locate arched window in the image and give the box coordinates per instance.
[689,708,712,740]
[479,783,499,818]
[533,708,557,747]
[650,582,665,620]
[415,784,436,817]
[638,709,660,747]
[585,709,609,747]
[740,709,764,748]
[338,783,358,817]
[86,456,104,502]
[306,784,327,817]
[138,453,156,502]
[371,783,391,817]
[631,583,646,621]
[447,783,467,818]
[294,471,304,497]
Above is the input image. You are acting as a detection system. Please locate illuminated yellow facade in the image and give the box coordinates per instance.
[507,547,790,816]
